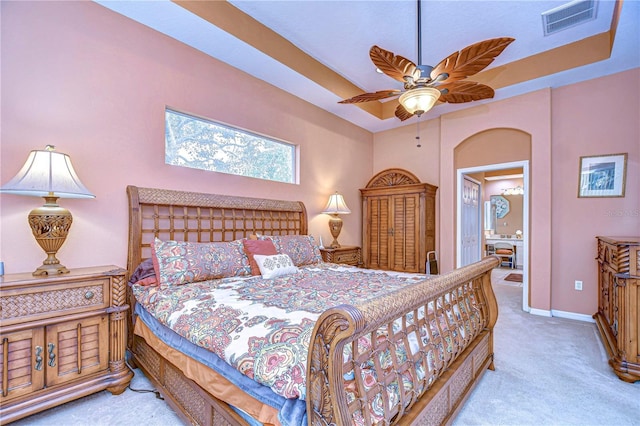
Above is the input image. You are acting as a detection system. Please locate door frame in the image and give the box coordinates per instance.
[456,160,530,312]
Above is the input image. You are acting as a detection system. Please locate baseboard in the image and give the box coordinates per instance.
[529,307,596,322]
[551,309,595,323]
[529,308,552,317]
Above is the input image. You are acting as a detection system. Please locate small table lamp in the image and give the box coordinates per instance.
[322,192,351,248]
[0,145,95,275]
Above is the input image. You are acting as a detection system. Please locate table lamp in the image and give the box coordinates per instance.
[322,192,351,248]
[0,145,95,275]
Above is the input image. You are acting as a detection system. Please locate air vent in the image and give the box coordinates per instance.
[542,0,598,36]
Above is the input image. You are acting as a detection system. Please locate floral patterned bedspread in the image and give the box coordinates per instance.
[132,263,428,400]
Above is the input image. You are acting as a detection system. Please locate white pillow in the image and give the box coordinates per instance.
[253,254,299,279]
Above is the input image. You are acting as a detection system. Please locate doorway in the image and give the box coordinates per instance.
[460,175,481,266]
[456,161,530,312]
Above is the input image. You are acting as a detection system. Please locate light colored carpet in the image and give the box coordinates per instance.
[455,269,640,425]
[10,268,639,425]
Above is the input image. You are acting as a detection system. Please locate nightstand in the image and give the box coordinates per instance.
[320,246,362,267]
[0,266,133,423]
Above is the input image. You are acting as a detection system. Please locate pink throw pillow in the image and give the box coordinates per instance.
[243,239,278,275]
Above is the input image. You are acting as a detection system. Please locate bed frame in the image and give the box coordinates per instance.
[126,185,500,425]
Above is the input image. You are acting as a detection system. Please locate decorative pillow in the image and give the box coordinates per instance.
[243,239,278,275]
[253,254,299,279]
[260,235,323,266]
[129,258,157,286]
[152,238,251,286]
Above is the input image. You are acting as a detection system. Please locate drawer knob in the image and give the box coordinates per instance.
[85,291,94,300]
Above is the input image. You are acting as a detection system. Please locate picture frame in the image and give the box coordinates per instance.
[578,153,627,198]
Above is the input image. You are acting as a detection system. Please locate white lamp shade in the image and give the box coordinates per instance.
[398,87,441,115]
[322,192,351,215]
[0,147,95,198]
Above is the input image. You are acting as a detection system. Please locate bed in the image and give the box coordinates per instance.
[125,185,500,425]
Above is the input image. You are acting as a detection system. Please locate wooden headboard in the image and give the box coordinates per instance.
[126,185,308,276]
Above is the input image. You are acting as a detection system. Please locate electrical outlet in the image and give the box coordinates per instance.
[575,280,583,291]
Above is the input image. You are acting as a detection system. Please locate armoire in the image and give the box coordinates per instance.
[360,168,438,273]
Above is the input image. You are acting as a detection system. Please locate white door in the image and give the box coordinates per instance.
[460,176,481,266]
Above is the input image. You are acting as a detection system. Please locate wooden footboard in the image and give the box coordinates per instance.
[307,256,500,425]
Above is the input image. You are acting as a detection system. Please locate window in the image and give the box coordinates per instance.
[165,109,297,184]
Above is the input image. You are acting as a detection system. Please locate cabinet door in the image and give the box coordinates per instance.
[0,328,45,402]
[45,315,109,387]
[391,193,421,273]
[366,196,391,270]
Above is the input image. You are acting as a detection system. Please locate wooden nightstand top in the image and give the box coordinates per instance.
[0,265,125,288]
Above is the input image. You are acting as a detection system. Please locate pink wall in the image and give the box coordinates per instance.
[1,2,638,318]
[0,2,373,274]
[551,70,639,315]
[374,69,639,316]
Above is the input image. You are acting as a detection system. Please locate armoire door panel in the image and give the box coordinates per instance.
[392,194,420,272]
[368,197,390,270]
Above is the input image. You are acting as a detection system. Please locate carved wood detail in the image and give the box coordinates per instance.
[308,257,498,424]
[365,167,421,188]
[594,236,639,383]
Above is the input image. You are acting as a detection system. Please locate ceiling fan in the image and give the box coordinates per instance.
[339,0,514,121]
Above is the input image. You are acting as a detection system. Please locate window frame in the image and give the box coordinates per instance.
[165,108,299,184]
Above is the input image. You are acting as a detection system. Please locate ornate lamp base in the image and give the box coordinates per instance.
[28,196,72,276]
[327,214,343,248]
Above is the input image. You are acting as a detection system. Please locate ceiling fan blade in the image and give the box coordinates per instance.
[438,81,495,103]
[430,37,515,82]
[338,89,401,104]
[394,103,414,121]
[370,45,419,83]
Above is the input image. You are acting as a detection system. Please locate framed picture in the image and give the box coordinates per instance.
[578,153,627,198]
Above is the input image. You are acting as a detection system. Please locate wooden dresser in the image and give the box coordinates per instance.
[593,236,639,382]
[360,168,437,274]
[0,266,133,423]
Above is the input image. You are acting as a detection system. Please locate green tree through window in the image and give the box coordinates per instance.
[165,109,296,184]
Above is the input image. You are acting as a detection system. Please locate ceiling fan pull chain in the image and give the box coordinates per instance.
[417,0,422,65]
[416,116,422,148]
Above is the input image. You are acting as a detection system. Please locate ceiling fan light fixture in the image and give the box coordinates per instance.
[399,87,441,116]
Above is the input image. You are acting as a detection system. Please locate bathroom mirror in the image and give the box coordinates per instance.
[490,195,510,218]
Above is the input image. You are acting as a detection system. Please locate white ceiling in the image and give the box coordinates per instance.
[95,0,639,133]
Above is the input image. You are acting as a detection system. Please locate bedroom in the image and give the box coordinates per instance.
[0,0,638,424]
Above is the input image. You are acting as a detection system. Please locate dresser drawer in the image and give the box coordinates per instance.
[321,246,361,266]
[0,278,109,326]
[334,250,360,265]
